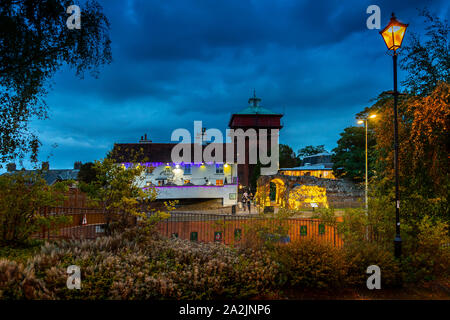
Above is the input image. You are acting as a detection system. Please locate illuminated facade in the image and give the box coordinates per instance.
[113,146,239,206]
[279,152,336,179]
[111,93,282,206]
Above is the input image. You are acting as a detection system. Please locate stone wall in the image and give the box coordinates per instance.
[257,174,363,208]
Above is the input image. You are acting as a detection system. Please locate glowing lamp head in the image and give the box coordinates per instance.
[224,163,229,168]
[380,13,408,51]
[369,114,377,119]
[357,120,364,125]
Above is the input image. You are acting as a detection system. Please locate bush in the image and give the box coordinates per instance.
[402,215,450,281]
[272,239,348,289]
[0,259,51,299]
[1,229,279,299]
[0,240,43,263]
[344,243,400,287]
[0,172,70,245]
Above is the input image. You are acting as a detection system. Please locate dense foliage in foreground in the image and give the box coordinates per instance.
[3,224,446,300]
[0,231,278,299]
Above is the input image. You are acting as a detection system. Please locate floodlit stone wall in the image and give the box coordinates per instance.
[257,174,363,209]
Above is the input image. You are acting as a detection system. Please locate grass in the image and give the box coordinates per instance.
[0,240,43,263]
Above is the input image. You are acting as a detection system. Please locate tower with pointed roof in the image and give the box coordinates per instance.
[228,92,283,190]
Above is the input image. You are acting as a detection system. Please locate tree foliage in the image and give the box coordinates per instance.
[77,161,97,184]
[0,0,112,165]
[297,145,325,159]
[400,9,449,96]
[331,126,376,182]
[372,82,449,220]
[279,144,299,168]
[79,158,173,234]
[0,171,70,245]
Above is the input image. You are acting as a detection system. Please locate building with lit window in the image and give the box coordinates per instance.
[279,152,336,179]
[111,93,283,206]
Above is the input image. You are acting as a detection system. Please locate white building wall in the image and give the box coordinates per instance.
[141,163,237,186]
[132,163,238,206]
[155,184,238,206]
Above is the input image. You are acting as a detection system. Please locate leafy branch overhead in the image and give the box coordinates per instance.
[0,0,112,164]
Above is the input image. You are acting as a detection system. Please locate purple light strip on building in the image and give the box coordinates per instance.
[122,162,221,168]
[142,184,238,190]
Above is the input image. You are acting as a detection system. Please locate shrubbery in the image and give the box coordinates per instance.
[272,239,347,289]
[0,230,279,300]
[0,172,71,245]
[1,207,448,299]
[402,215,450,281]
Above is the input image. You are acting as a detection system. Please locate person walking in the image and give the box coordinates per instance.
[242,191,249,212]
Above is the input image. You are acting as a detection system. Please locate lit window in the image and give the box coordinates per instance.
[184,179,190,184]
[184,164,191,174]
[216,179,224,186]
[216,164,224,174]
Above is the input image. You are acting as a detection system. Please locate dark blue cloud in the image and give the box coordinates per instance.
[22,0,449,169]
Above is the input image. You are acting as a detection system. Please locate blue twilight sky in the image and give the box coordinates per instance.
[26,0,449,169]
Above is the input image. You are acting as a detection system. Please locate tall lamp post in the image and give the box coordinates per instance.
[380,13,408,259]
[357,114,377,213]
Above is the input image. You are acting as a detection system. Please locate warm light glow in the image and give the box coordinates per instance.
[357,120,364,124]
[224,163,229,168]
[380,14,408,51]
[288,185,329,209]
[369,114,377,119]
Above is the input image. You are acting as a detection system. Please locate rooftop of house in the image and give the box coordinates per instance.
[110,142,237,164]
[2,162,81,185]
[302,152,333,158]
[279,164,333,171]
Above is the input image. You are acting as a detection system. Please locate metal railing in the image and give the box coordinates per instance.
[34,208,343,247]
[36,207,107,240]
[156,212,343,247]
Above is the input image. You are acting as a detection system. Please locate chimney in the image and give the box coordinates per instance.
[6,163,16,172]
[42,161,49,171]
[74,161,82,170]
[139,133,152,143]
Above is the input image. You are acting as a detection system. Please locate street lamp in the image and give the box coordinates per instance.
[380,13,408,259]
[357,114,377,213]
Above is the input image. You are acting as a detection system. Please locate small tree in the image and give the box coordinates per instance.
[331,126,376,182]
[279,144,300,168]
[0,172,70,245]
[79,158,173,235]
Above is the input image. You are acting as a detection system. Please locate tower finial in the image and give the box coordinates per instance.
[248,89,261,107]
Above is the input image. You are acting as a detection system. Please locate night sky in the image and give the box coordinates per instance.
[28,0,449,169]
